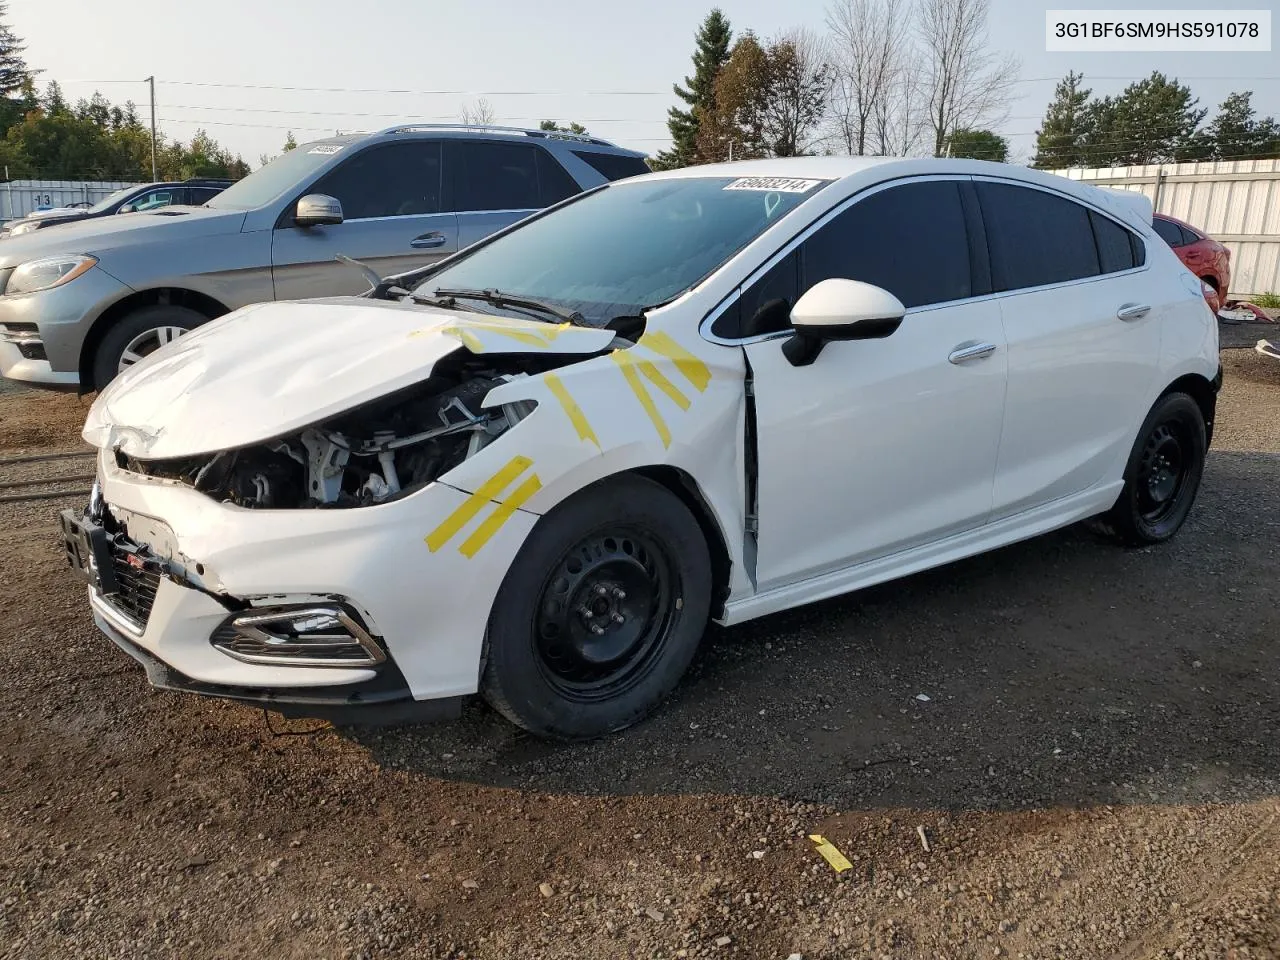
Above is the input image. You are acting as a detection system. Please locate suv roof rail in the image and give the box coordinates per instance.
[378,122,619,149]
[182,177,235,185]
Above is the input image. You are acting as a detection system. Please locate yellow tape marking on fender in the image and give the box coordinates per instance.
[635,359,690,411]
[808,835,853,873]
[424,455,533,552]
[544,372,600,448]
[612,352,671,448]
[458,474,542,558]
[638,331,711,392]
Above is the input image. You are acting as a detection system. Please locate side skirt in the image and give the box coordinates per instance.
[717,480,1124,627]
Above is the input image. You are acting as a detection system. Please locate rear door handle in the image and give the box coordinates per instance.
[1117,303,1151,321]
[410,233,447,249]
[948,341,997,364]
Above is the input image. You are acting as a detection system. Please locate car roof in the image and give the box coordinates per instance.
[298,126,646,160]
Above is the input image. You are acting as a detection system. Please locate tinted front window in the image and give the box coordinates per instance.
[208,139,358,211]
[978,182,1099,291]
[311,141,441,219]
[188,187,222,205]
[417,177,826,325]
[805,180,972,308]
[89,186,140,214]
[1091,211,1136,274]
[449,141,541,211]
[572,150,651,181]
[130,190,175,212]
[1153,217,1185,247]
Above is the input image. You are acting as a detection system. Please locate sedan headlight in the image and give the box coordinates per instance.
[7,220,41,236]
[5,254,97,296]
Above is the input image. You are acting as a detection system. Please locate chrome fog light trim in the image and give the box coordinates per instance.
[212,605,387,668]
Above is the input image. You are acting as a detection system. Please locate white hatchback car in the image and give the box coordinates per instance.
[63,158,1220,739]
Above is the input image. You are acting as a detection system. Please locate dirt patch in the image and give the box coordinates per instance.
[1,339,1278,959]
[0,389,92,452]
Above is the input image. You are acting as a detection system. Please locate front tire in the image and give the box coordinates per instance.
[1104,391,1206,545]
[481,475,711,739]
[91,304,205,391]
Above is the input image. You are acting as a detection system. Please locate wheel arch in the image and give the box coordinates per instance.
[79,287,231,392]
[1160,371,1218,447]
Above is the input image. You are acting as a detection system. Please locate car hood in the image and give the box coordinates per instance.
[83,297,617,459]
[0,206,245,267]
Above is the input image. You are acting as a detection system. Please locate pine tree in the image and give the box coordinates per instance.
[0,2,29,97]
[1082,72,1205,166]
[652,9,732,169]
[1033,72,1092,168]
[1203,91,1280,161]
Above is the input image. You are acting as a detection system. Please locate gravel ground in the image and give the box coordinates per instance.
[1,326,1279,959]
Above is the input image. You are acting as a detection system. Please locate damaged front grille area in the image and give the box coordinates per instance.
[114,356,540,510]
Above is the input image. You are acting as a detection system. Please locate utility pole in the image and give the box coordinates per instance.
[146,76,157,181]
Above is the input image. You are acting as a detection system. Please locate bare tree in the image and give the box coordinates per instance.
[763,29,834,156]
[873,59,929,155]
[460,97,496,127]
[916,0,1018,157]
[826,0,911,155]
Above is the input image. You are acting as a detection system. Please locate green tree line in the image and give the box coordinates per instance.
[0,5,248,181]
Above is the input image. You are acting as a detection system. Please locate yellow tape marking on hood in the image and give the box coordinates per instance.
[425,455,534,553]
[543,372,601,448]
[612,352,671,448]
[638,331,711,392]
[458,473,543,558]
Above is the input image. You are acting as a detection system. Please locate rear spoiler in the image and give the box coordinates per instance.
[1099,188,1154,227]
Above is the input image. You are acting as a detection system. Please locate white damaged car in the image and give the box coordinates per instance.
[62,158,1221,739]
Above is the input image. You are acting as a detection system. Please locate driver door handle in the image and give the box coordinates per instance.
[1117,302,1151,321]
[948,341,997,364]
[410,232,447,249]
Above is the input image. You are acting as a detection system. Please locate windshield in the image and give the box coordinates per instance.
[415,176,828,325]
[88,186,138,214]
[207,140,355,211]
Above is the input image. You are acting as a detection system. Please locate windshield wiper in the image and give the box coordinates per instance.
[425,288,586,326]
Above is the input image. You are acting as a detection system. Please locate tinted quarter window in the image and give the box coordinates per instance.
[572,150,651,181]
[1179,225,1201,245]
[535,149,582,206]
[1152,217,1185,247]
[187,187,222,205]
[734,251,800,338]
[1091,211,1135,274]
[978,182,1100,291]
[804,180,971,308]
[310,141,441,220]
[449,141,541,211]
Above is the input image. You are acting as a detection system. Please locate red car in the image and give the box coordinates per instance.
[1152,213,1231,312]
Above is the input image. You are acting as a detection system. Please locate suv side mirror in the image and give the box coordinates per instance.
[118,203,136,214]
[782,278,906,367]
[295,194,344,227]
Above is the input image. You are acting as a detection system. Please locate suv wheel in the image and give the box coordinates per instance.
[92,304,205,391]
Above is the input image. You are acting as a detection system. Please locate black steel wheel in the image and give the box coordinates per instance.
[1105,391,1206,545]
[482,475,711,739]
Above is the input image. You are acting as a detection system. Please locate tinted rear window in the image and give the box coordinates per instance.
[572,150,651,181]
[978,182,1100,291]
[1090,211,1136,274]
[1153,217,1185,247]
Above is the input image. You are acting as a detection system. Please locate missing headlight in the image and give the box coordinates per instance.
[117,358,539,509]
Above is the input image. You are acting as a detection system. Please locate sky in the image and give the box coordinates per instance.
[8,0,1280,172]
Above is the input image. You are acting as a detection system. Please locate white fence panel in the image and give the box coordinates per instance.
[1051,159,1280,298]
[0,179,142,222]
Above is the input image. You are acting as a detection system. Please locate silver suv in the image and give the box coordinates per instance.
[0,125,648,391]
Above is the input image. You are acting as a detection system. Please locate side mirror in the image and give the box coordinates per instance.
[118,203,135,214]
[782,278,906,367]
[295,194,344,228]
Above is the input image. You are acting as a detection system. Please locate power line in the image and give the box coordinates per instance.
[154,116,674,142]
[159,103,668,124]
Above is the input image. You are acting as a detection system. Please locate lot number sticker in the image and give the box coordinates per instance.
[308,144,344,155]
[724,177,822,193]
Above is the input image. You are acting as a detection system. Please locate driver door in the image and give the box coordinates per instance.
[270,140,459,300]
[740,178,1009,591]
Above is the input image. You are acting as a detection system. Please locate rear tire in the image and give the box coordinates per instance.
[91,304,205,391]
[481,475,711,740]
[1103,392,1206,545]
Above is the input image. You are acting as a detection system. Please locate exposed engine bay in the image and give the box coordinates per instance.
[114,354,547,509]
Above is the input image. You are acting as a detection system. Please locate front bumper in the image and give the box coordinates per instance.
[93,598,461,724]
[80,449,538,705]
[0,265,134,388]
